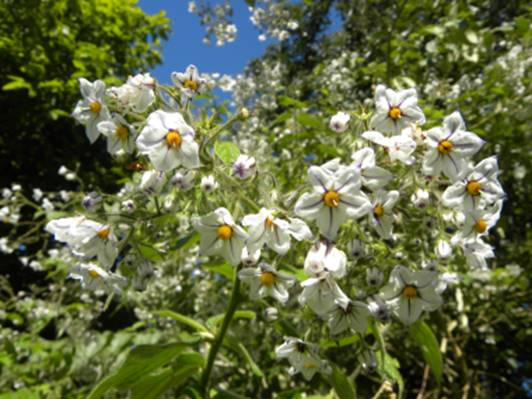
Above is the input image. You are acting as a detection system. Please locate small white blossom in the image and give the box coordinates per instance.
[69,263,125,293]
[369,190,400,239]
[201,175,219,193]
[238,262,295,303]
[362,129,417,165]
[411,188,430,208]
[435,239,452,259]
[140,170,167,195]
[275,338,330,381]
[329,111,350,132]
[350,148,393,190]
[327,295,370,335]
[366,267,384,287]
[232,155,256,179]
[171,65,206,97]
[171,170,195,191]
[72,78,110,143]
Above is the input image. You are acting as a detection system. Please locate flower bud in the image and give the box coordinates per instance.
[171,170,195,191]
[140,170,166,194]
[436,239,452,259]
[264,307,278,322]
[233,155,256,179]
[201,175,219,193]
[347,239,364,257]
[358,349,377,373]
[366,267,383,287]
[329,111,350,133]
[241,246,261,267]
[411,188,429,208]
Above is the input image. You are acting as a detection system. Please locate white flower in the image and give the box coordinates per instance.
[299,276,346,317]
[139,170,167,194]
[358,350,377,373]
[171,65,206,97]
[442,156,505,212]
[97,114,137,155]
[295,162,372,239]
[238,262,295,303]
[275,338,330,381]
[200,175,219,193]
[422,111,485,181]
[241,246,261,266]
[350,148,393,190]
[459,238,494,270]
[72,78,110,143]
[232,155,256,179]
[32,188,43,202]
[171,170,195,191]
[69,263,125,293]
[369,190,400,239]
[362,129,417,165]
[369,85,425,135]
[452,200,502,242]
[107,73,155,113]
[2,188,12,199]
[347,239,364,257]
[242,208,311,255]
[45,217,118,268]
[327,295,370,335]
[411,188,430,208]
[380,265,443,325]
[42,198,54,212]
[194,207,249,266]
[366,267,384,287]
[65,172,77,181]
[304,241,347,279]
[329,111,350,132]
[368,295,391,322]
[136,110,200,171]
[435,239,452,259]
[121,199,136,213]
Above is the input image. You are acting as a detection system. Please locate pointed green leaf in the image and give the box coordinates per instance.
[154,310,209,333]
[214,141,240,164]
[325,364,356,399]
[409,320,443,384]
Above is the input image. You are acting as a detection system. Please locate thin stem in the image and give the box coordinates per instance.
[199,269,241,397]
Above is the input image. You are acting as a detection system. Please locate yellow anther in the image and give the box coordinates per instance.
[265,216,275,228]
[97,228,110,240]
[183,79,199,92]
[323,191,340,208]
[303,362,318,369]
[474,219,488,233]
[115,125,129,140]
[165,130,182,148]
[466,180,481,196]
[437,140,453,155]
[388,106,402,120]
[217,224,233,240]
[260,271,276,287]
[88,269,100,279]
[89,101,102,114]
[373,204,384,218]
[403,285,418,299]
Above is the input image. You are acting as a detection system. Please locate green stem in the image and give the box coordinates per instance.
[199,270,241,397]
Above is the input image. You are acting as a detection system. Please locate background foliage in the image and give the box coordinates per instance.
[0,0,530,398]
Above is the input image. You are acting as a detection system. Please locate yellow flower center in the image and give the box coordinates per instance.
[437,140,453,155]
[166,130,182,148]
[96,228,110,240]
[323,191,340,208]
[88,269,100,279]
[260,271,276,287]
[388,106,402,120]
[89,101,102,114]
[373,204,384,218]
[183,79,199,92]
[466,180,481,196]
[403,285,418,299]
[217,224,233,240]
[303,362,318,369]
[265,216,275,229]
[115,125,129,140]
[474,218,488,233]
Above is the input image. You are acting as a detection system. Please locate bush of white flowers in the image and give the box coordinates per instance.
[2,63,504,397]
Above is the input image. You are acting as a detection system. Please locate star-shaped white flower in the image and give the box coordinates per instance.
[97,114,137,155]
[242,208,311,255]
[380,265,442,325]
[171,65,206,97]
[238,262,295,303]
[458,238,494,270]
[45,216,118,268]
[107,73,156,112]
[69,262,125,293]
[275,338,330,381]
[362,129,417,165]
[194,207,248,266]
[136,110,200,171]
[369,85,425,135]
[442,156,505,211]
[327,295,370,336]
[369,190,400,239]
[422,111,485,181]
[72,78,110,143]
[350,148,393,190]
[295,163,372,239]
[452,200,502,243]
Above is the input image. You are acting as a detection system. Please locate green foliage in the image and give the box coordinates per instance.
[409,320,443,384]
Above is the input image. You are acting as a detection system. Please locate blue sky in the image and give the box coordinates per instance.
[138,1,268,83]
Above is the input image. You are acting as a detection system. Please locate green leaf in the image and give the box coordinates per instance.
[409,320,443,384]
[214,141,240,164]
[376,352,404,397]
[2,76,36,97]
[223,336,264,377]
[206,310,256,330]
[137,243,164,261]
[325,364,356,399]
[154,310,210,333]
[88,343,189,399]
[278,95,306,108]
[297,112,324,129]
[202,261,235,280]
[171,232,200,251]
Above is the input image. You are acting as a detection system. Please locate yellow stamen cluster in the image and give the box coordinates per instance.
[166,130,182,148]
[260,271,276,287]
[89,101,102,114]
[437,140,453,155]
[388,106,402,120]
[303,362,318,369]
[183,79,199,92]
[217,224,233,240]
[323,191,340,208]
[265,216,275,229]
[466,180,481,196]
[88,269,100,279]
[373,204,384,218]
[474,219,488,233]
[115,125,129,140]
[97,228,110,240]
[403,285,418,299]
